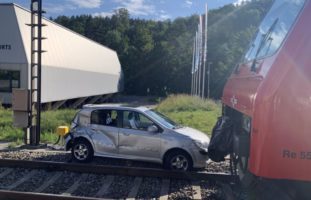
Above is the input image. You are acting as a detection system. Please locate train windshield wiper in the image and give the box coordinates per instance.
[251,18,279,71]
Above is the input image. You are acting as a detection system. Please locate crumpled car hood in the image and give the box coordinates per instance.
[174,127,210,144]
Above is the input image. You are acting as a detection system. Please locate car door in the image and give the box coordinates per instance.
[89,109,119,156]
[118,110,162,160]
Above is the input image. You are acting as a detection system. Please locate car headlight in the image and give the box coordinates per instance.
[193,140,207,150]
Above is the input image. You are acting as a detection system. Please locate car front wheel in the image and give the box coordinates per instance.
[164,150,193,171]
[72,139,93,163]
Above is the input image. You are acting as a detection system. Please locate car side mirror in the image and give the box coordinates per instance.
[147,125,158,133]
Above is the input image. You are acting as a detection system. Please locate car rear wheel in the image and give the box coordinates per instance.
[164,150,192,171]
[72,139,93,163]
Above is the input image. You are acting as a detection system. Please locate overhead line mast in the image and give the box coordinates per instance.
[28,0,46,145]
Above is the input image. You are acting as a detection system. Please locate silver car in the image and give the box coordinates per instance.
[65,104,210,171]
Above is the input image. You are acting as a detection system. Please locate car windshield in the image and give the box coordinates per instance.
[146,109,181,129]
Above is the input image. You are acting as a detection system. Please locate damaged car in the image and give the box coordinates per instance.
[65,104,210,171]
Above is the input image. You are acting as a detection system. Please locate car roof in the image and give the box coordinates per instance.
[82,104,151,112]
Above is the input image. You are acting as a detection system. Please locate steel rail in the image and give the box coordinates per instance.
[0,159,238,182]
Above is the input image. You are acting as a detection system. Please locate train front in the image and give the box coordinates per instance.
[220,0,311,183]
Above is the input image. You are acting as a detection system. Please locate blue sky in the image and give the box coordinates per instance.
[1,0,249,20]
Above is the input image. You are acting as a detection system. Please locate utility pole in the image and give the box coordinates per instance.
[28,0,46,145]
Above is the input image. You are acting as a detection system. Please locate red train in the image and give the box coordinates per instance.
[210,0,311,198]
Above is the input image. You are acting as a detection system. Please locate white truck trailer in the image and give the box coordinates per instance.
[0,3,122,107]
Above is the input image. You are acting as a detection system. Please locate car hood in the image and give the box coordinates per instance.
[174,127,210,144]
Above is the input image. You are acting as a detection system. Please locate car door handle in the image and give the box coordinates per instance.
[122,132,130,136]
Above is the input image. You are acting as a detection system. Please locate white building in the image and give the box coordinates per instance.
[0,3,122,107]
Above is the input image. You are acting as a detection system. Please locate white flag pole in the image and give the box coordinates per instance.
[202,4,208,99]
[191,37,196,95]
[198,16,202,97]
[194,31,198,96]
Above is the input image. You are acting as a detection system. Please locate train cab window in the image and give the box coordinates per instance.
[244,0,306,62]
[0,70,20,92]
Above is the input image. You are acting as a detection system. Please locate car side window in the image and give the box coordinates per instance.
[91,109,118,127]
[122,111,153,131]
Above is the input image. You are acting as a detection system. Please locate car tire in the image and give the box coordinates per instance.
[71,139,94,163]
[164,150,193,171]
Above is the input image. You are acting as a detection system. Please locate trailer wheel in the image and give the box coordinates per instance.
[72,139,94,163]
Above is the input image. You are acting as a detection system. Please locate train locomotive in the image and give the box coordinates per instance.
[208,0,311,198]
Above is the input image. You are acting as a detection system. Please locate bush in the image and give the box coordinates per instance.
[41,109,76,133]
[156,94,221,135]
[0,106,23,142]
[157,94,219,113]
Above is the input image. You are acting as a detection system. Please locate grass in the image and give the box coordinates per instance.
[157,94,221,136]
[40,109,77,143]
[0,106,76,146]
[0,94,221,146]
[0,107,24,145]
[157,94,219,113]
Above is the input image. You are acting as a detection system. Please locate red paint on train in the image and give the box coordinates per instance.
[222,0,311,181]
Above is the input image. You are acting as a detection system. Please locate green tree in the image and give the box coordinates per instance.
[53,0,274,98]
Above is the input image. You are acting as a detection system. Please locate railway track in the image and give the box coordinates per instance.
[0,159,238,200]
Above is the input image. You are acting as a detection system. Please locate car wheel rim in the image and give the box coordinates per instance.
[73,144,88,160]
[170,155,188,171]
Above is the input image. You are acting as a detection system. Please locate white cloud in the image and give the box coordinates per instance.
[115,0,155,16]
[93,11,114,18]
[45,3,76,13]
[45,4,66,13]
[182,0,193,8]
[67,0,102,9]
[159,14,171,20]
[157,10,171,20]
[233,0,251,6]
[185,0,193,6]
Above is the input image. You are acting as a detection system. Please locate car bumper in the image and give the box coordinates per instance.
[64,134,73,151]
[192,149,209,168]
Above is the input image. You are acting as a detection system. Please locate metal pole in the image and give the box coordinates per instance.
[36,0,42,145]
[29,0,45,146]
[198,17,202,97]
[191,73,194,95]
[194,70,197,96]
[191,37,196,95]
[29,1,35,145]
[202,61,206,99]
[194,31,198,96]
[207,62,211,99]
[202,4,208,99]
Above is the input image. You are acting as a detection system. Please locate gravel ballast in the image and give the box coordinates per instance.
[136,177,162,199]
[42,171,81,194]
[72,174,107,197]
[0,149,234,199]
[0,168,31,188]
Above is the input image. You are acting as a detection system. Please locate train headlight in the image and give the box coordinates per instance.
[243,116,251,133]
